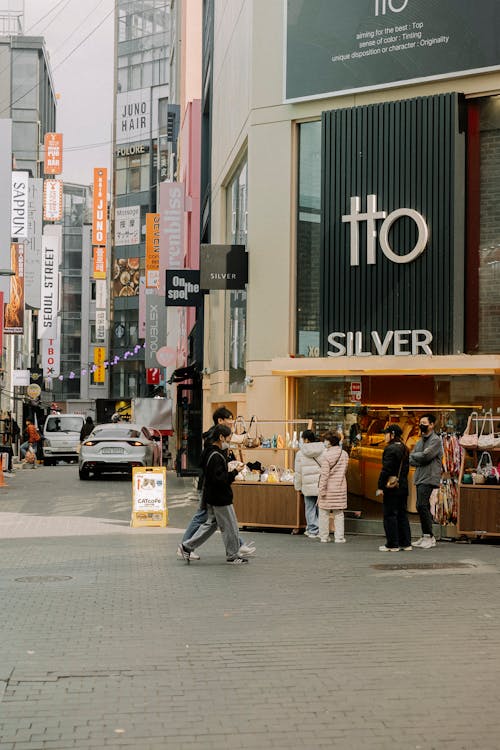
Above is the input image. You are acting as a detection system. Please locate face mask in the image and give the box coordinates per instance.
[221,441,230,450]
[419,425,429,435]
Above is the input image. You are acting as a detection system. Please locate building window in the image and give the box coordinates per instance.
[225,159,247,392]
[296,121,321,357]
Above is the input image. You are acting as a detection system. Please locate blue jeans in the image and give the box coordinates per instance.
[182,500,244,546]
[303,495,319,535]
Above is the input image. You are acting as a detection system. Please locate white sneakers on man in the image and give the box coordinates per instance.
[413,536,436,549]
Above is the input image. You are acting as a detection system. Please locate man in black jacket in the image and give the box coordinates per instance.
[376,424,412,552]
[177,425,249,565]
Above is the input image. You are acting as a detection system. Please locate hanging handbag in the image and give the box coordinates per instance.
[459,412,479,449]
[230,416,247,445]
[243,416,261,449]
[476,451,494,478]
[477,411,500,450]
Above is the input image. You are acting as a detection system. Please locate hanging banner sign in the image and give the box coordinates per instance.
[115,205,140,246]
[131,466,168,528]
[145,213,160,288]
[145,293,168,368]
[92,167,107,246]
[159,182,184,294]
[95,279,107,309]
[200,244,248,290]
[139,276,147,338]
[93,346,106,383]
[38,233,60,339]
[42,336,60,377]
[44,133,63,175]
[11,171,29,239]
[93,246,107,279]
[95,310,106,342]
[165,270,202,306]
[4,243,24,334]
[24,178,43,308]
[43,179,63,221]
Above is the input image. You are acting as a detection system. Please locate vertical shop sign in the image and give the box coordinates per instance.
[93,246,106,279]
[11,171,29,239]
[93,346,106,383]
[43,179,63,221]
[4,243,24,334]
[145,213,160,288]
[38,233,60,339]
[95,279,107,309]
[0,291,3,359]
[145,293,168,368]
[139,276,146,338]
[41,336,60,377]
[24,178,43,308]
[92,167,107,246]
[115,205,140,246]
[44,133,63,175]
[95,310,106,342]
[159,181,184,294]
[0,120,12,301]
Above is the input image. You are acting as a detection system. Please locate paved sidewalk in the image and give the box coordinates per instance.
[0,467,499,749]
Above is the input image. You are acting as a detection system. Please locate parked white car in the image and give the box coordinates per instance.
[78,423,161,480]
[42,414,85,466]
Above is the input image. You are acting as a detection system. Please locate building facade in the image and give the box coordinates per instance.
[202,1,500,461]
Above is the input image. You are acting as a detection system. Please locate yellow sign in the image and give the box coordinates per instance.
[93,346,105,383]
[131,466,168,528]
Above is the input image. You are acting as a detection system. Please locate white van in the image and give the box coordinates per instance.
[42,413,85,466]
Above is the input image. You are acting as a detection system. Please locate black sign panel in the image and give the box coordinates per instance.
[320,93,465,357]
[200,245,248,290]
[286,0,500,101]
[165,270,203,307]
[29,368,44,385]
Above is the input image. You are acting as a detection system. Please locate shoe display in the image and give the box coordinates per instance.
[412,537,425,547]
[177,543,191,563]
[400,545,413,551]
[239,543,256,556]
[226,556,249,565]
[378,545,399,552]
[419,536,436,549]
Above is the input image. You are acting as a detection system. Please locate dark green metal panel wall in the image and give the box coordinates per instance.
[320,93,465,356]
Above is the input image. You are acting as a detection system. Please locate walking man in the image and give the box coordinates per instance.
[20,418,41,460]
[409,413,443,549]
[177,425,249,565]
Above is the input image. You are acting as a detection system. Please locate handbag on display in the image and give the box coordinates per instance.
[280,468,294,482]
[477,411,500,450]
[459,412,479,449]
[266,465,280,483]
[485,467,500,486]
[230,416,247,445]
[243,416,262,449]
[475,451,494,480]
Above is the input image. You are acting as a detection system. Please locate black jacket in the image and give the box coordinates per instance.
[201,445,238,506]
[378,440,409,493]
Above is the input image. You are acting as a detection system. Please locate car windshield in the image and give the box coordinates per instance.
[93,428,141,439]
[46,417,84,433]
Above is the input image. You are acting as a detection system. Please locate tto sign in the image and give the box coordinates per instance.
[342,195,428,266]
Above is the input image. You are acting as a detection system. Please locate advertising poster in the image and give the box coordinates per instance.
[112,258,140,297]
[92,167,107,246]
[115,205,140,246]
[145,212,160,288]
[4,243,24,334]
[43,179,63,222]
[285,0,500,101]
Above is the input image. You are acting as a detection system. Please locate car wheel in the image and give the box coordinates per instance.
[43,458,53,466]
[79,467,89,480]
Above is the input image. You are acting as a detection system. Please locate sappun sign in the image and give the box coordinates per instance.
[320,94,465,357]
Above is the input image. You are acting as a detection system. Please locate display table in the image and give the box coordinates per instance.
[232,481,306,531]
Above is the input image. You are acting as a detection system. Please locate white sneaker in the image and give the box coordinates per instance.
[419,536,436,549]
[412,537,425,547]
[319,537,331,543]
[304,530,319,538]
[334,538,346,543]
[239,543,256,556]
[379,545,399,552]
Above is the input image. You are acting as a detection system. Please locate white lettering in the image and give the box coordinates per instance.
[327,329,433,357]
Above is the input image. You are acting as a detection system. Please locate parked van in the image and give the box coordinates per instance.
[42,413,85,466]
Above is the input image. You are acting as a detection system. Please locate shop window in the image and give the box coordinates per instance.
[225,159,248,392]
[296,121,321,357]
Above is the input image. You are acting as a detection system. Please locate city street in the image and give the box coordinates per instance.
[0,465,499,749]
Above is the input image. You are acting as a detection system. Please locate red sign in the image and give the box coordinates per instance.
[350,381,362,402]
[146,368,161,385]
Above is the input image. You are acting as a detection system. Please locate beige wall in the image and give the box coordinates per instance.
[206,0,500,426]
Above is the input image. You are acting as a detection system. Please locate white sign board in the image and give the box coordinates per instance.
[95,279,107,310]
[12,369,30,386]
[95,310,106,342]
[116,88,151,145]
[11,171,29,239]
[38,233,60,339]
[115,205,141,246]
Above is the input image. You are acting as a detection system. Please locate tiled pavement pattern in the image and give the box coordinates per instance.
[0,466,500,749]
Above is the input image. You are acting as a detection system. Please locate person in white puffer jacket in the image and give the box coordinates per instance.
[294,429,325,539]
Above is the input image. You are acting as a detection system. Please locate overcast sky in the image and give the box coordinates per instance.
[24,0,114,186]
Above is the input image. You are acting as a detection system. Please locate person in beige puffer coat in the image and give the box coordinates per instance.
[317,432,349,543]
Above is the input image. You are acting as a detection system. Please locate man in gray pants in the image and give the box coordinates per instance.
[409,413,443,549]
[177,424,249,565]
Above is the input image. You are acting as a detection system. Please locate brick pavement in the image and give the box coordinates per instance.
[0,466,500,749]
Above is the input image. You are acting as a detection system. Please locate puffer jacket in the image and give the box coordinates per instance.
[317,445,349,510]
[294,441,325,497]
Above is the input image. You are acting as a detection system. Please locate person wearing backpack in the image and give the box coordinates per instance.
[376,424,412,552]
[177,425,249,565]
[20,418,41,459]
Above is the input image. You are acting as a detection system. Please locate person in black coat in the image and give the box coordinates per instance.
[376,424,412,552]
[80,416,95,442]
[178,424,249,565]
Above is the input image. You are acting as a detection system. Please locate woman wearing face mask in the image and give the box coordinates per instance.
[178,424,249,565]
[317,432,349,543]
